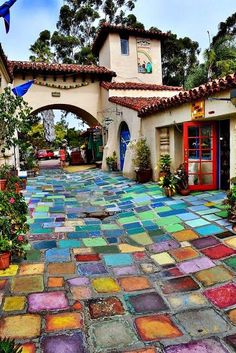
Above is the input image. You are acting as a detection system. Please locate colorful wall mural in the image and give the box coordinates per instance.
[137,38,152,74]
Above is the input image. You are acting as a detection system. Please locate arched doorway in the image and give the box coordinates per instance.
[120,122,130,170]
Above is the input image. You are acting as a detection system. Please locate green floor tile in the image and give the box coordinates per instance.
[93,245,120,254]
[155,206,172,213]
[137,211,157,220]
[164,224,185,233]
[128,233,153,246]
[118,216,139,225]
[215,210,228,218]
[82,237,107,247]
[101,224,121,230]
[156,216,182,226]
[126,227,145,235]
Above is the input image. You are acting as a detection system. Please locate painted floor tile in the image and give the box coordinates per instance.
[90,319,138,350]
[3,296,26,311]
[175,308,229,337]
[177,257,215,274]
[92,277,120,293]
[0,314,41,339]
[190,236,220,249]
[169,246,199,261]
[167,292,208,310]
[172,229,199,242]
[151,252,176,266]
[194,265,234,287]
[28,291,69,312]
[134,314,183,341]
[165,338,230,353]
[204,283,236,308]
[200,244,236,259]
[88,296,125,319]
[119,276,152,292]
[41,333,87,353]
[45,312,83,332]
[125,292,169,314]
[11,275,44,293]
[160,276,200,294]
[195,224,224,236]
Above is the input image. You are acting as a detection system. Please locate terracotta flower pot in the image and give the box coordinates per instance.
[179,188,190,196]
[135,168,152,183]
[0,252,11,270]
[0,179,6,191]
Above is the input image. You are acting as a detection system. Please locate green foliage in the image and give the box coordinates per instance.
[0,190,29,257]
[0,164,11,179]
[30,0,138,64]
[212,12,236,44]
[161,32,200,87]
[174,163,189,190]
[29,30,54,63]
[132,138,151,170]
[0,87,33,152]
[184,64,208,90]
[106,151,117,170]
[158,154,171,173]
[0,337,23,353]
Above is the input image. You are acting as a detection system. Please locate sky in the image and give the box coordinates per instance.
[0,0,235,61]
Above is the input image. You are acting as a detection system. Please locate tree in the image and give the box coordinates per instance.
[184,64,208,90]
[160,31,200,87]
[29,30,54,63]
[0,87,33,157]
[30,0,138,64]
[212,12,236,45]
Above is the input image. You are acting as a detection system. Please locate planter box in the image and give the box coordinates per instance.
[135,168,152,183]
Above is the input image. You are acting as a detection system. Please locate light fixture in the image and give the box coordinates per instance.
[208,89,236,107]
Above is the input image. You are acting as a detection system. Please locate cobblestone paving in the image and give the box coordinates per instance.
[1,169,236,352]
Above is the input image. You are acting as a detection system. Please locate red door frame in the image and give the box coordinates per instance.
[183,121,217,191]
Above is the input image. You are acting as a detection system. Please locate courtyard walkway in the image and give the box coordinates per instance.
[1,169,236,353]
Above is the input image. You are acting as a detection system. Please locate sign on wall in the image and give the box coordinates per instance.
[137,38,152,74]
[191,100,205,120]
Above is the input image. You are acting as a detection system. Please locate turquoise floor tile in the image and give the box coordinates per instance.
[195,224,224,236]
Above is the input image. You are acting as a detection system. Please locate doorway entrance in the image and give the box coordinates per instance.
[219,120,230,190]
[183,121,217,190]
[120,122,130,170]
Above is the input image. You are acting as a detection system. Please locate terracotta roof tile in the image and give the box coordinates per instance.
[101,81,182,91]
[138,74,236,117]
[9,61,116,79]
[93,23,168,55]
[108,74,236,117]
[0,44,13,81]
[109,96,163,111]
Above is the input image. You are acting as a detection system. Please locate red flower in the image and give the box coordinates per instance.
[17,235,24,242]
[9,197,15,204]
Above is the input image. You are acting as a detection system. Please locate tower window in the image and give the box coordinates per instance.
[120,37,129,55]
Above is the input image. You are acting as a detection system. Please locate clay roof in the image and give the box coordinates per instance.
[0,44,13,81]
[93,23,168,55]
[109,73,236,117]
[138,73,236,117]
[101,81,182,91]
[109,96,163,111]
[9,61,116,80]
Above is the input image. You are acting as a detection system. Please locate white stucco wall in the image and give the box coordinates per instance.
[13,75,102,125]
[99,33,162,84]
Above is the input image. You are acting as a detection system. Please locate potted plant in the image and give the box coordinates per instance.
[6,175,25,193]
[0,233,12,270]
[0,164,11,191]
[106,151,118,171]
[0,191,29,268]
[225,181,236,232]
[132,138,152,183]
[158,154,171,177]
[174,163,190,196]
[0,337,23,353]
[159,173,177,197]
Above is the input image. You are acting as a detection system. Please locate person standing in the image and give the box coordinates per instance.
[59,147,66,168]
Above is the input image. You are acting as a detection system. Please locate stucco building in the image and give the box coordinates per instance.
[1,23,236,191]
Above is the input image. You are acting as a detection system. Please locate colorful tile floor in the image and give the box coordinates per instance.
[1,169,236,352]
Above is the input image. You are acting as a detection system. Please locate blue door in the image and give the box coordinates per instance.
[120,123,130,170]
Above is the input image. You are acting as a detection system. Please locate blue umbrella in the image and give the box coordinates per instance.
[0,0,17,33]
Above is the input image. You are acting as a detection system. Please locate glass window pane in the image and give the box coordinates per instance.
[189,174,200,186]
[201,174,213,184]
[200,126,211,137]
[201,150,212,160]
[188,127,199,137]
[201,138,211,149]
[201,162,213,173]
[121,38,129,55]
[188,150,200,159]
[188,138,199,149]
